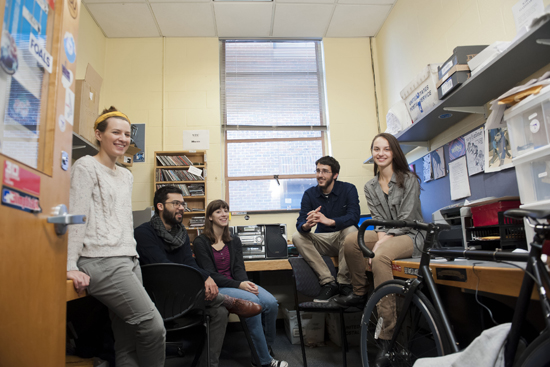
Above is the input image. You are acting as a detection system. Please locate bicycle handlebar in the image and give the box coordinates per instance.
[357,219,452,258]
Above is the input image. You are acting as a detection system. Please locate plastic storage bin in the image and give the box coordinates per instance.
[513,145,550,205]
[399,64,441,122]
[470,200,520,227]
[504,87,550,158]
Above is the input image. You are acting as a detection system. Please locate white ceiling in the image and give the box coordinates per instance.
[83,0,396,38]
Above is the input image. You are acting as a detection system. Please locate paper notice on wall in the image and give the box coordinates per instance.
[512,0,545,32]
[449,156,471,200]
[464,127,485,176]
[183,130,209,151]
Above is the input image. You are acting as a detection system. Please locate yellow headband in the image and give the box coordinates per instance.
[94,111,131,130]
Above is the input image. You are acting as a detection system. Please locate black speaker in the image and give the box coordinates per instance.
[263,224,288,259]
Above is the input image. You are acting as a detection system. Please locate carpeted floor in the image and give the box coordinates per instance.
[165,321,362,367]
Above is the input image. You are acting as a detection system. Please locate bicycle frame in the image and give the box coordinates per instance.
[357,217,550,366]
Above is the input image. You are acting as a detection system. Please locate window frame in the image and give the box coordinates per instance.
[221,39,329,213]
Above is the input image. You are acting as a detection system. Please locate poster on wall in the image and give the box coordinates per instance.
[464,127,485,176]
[423,155,433,182]
[132,123,145,163]
[431,147,446,180]
[448,137,465,161]
[485,104,513,173]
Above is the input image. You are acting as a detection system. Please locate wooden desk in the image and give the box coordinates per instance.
[244,259,292,271]
[391,258,534,299]
[66,280,87,302]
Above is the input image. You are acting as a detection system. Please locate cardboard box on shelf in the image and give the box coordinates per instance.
[283,308,325,345]
[437,45,487,81]
[436,64,471,100]
[326,311,362,347]
[399,64,441,122]
[74,64,103,145]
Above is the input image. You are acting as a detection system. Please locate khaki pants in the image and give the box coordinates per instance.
[292,226,357,285]
[344,230,413,339]
[78,256,166,367]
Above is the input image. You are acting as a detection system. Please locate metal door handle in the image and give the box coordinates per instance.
[47,204,86,235]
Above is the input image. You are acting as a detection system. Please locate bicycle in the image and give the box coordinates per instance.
[356,209,550,367]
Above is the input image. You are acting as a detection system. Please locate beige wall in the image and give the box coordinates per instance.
[75,35,378,237]
[75,7,106,82]
[374,0,550,156]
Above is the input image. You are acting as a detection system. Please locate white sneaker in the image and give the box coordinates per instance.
[270,359,288,367]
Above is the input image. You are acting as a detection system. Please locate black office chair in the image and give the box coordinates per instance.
[288,256,361,367]
[140,263,209,367]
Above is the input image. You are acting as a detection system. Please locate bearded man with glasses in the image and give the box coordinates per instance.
[292,156,360,303]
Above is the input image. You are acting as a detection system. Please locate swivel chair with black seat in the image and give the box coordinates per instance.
[140,263,210,367]
[288,256,362,367]
[140,263,262,367]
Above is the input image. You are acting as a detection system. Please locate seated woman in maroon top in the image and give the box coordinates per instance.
[193,200,289,367]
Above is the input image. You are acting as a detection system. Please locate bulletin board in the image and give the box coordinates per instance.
[409,126,520,222]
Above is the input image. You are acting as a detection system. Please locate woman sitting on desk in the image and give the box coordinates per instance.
[193,200,288,367]
[334,133,424,366]
[66,107,165,366]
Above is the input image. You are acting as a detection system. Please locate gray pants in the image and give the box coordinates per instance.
[203,294,229,367]
[292,226,357,285]
[78,256,166,367]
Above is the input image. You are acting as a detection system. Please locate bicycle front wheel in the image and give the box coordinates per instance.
[361,280,449,367]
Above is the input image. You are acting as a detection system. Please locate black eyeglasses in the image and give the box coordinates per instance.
[165,201,185,208]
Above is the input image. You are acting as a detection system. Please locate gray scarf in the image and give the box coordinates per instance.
[150,213,188,252]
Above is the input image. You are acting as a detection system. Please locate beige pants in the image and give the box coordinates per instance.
[344,230,413,339]
[292,226,358,285]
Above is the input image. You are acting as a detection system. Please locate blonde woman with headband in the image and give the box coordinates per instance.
[66,107,165,366]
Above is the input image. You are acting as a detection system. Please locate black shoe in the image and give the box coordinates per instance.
[333,292,367,307]
[339,283,353,296]
[372,339,391,367]
[314,281,339,302]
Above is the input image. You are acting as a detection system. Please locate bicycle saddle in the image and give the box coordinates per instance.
[504,208,550,220]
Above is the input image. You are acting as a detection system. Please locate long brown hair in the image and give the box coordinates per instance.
[371,132,421,188]
[203,200,232,243]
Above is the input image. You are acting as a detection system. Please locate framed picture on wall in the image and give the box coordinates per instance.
[431,147,446,180]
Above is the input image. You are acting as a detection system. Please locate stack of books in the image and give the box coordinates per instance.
[188,184,205,196]
[189,216,205,229]
[156,155,195,166]
[157,170,204,181]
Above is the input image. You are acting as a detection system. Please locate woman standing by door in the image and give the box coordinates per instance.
[193,200,288,367]
[66,107,165,367]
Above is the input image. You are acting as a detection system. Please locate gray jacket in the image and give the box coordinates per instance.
[364,172,425,257]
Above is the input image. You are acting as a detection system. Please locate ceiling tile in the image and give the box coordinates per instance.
[83,0,144,4]
[272,4,334,38]
[151,3,216,36]
[87,3,160,37]
[326,4,391,37]
[337,0,394,4]
[275,0,335,4]
[214,3,273,37]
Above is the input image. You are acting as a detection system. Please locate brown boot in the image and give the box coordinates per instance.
[222,295,262,317]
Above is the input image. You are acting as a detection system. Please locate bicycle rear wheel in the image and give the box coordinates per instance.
[514,331,550,367]
[360,280,449,367]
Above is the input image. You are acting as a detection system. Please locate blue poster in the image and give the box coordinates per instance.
[449,137,466,161]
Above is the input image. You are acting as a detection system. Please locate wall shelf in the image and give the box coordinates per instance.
[365,17,550,164]
[72,132,98,160]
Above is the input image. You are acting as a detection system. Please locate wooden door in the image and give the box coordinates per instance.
[0,0,81,365]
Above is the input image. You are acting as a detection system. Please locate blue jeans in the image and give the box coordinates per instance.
[219,286,278,365]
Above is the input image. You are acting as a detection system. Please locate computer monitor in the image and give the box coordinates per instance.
[358,215,375,230]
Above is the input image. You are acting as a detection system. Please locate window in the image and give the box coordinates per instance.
[221,40,328,212]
